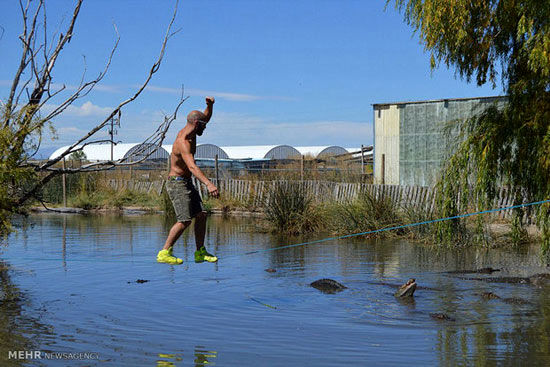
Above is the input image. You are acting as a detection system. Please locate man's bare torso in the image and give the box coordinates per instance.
[168,127,196,178]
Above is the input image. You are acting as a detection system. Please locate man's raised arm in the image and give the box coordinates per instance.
[203,96,215,122]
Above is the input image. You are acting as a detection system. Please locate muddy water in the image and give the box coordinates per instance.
[1,213,550,366]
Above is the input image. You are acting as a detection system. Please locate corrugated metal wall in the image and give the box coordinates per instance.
[317,146,348,158]
[196,144,229,159]
[375,96,505,187]
[123,143,170,162]
[399,97,504,186]
[264,145,301,159]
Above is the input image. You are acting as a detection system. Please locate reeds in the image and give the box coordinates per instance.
[327,189,405,237]
[263,181,326,234]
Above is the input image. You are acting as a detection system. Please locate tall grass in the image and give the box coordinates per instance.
[263,181,326,234]
[39,171,162,210]
[328,189,405,237]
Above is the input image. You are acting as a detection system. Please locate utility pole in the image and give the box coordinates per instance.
[109,110,121,161]
[62,157,67,207]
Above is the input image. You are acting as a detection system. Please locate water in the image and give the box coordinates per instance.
[2,213,550,366]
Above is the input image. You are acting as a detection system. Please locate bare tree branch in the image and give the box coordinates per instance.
[9,0,185,209]
[41,0,180,170]
[5,0,43,124]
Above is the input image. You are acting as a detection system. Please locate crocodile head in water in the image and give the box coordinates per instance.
[310,278,347,294]
[394,278,417,297]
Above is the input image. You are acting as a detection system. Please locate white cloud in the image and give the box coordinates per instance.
[145,85,294,102]
[42,101,114,117]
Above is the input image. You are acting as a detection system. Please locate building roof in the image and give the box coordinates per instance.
[49,143,140,161]
[220,145,279,159]
[372,95,505,108]
[49,143,358,161]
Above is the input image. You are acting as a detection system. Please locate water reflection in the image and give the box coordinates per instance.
[155,347,217,366]
[3,214,550,366]
[0,261,52,367]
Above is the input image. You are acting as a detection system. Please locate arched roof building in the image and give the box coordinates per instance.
[49,143,170,162]
[195,144,229,159]
[295,146,349,158]
[123,143,170,162]
[220,145,302,160]
[49,143,358,162]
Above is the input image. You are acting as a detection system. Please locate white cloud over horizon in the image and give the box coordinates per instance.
[42,101,114,118]
[144,85,294,102]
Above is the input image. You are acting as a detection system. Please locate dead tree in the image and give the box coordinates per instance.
[0,0,186,213]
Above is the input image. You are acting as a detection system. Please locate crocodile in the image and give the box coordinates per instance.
[479,291,531,305]
[394,278,417,297]
[458,273,550,287]
[430,313,455,322]
[445,267,501,274]
[310,279,347,294]
[310,278,418,297]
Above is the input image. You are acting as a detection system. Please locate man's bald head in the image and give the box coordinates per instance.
[187,110,205,124]
[187,110,208,136]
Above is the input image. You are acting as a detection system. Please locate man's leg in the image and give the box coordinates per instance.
[163,221,191,250]
[157,220,191,264]
[194,212,217,262]
[194,211,207,250]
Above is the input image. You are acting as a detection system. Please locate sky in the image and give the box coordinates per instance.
[0,0,503,158]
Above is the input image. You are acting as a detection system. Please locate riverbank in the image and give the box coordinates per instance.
[29,205,264,217]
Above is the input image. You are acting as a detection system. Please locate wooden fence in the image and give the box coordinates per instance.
[107,178,525,220]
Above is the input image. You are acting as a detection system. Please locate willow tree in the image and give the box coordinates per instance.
[391,1,550,253]
[0,0,186,233]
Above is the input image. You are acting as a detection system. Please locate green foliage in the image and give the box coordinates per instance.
[68,150,87,162]
[328,189,404,237]
[0,106,43,233]
[263,181,325,234]
[392,0,550,256]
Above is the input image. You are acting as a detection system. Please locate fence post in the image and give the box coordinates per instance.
[300,155,304,181]
[215,154,219,188]
[361,144,365,175]
[62,158,67,207]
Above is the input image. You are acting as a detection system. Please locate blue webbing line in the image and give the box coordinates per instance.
[241,199,550,256]
[9,199,549,263]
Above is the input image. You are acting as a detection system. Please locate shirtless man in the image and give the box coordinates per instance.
[157,96,219,264]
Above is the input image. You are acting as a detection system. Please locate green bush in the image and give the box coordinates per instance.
[329,189,404,237]
[263,181,325,234]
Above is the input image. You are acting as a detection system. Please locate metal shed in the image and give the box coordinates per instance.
[123,143,170,162]
[264,145,301,159]
[317,146,349,158]
[373,96,506,186]
[220,145,302,160]
[195,144,229,159]
[295,146,348,158]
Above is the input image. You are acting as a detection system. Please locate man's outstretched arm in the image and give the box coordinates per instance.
[203,96,215,122]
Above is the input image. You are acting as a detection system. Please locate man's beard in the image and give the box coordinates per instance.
[196,122,207,136]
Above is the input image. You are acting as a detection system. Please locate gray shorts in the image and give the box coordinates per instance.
[165,177,203,222]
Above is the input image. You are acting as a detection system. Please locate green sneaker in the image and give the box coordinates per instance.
[194,246,218,263]
[157,248,183,265]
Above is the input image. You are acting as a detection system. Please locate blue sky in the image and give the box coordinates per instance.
[0,0,502,157]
